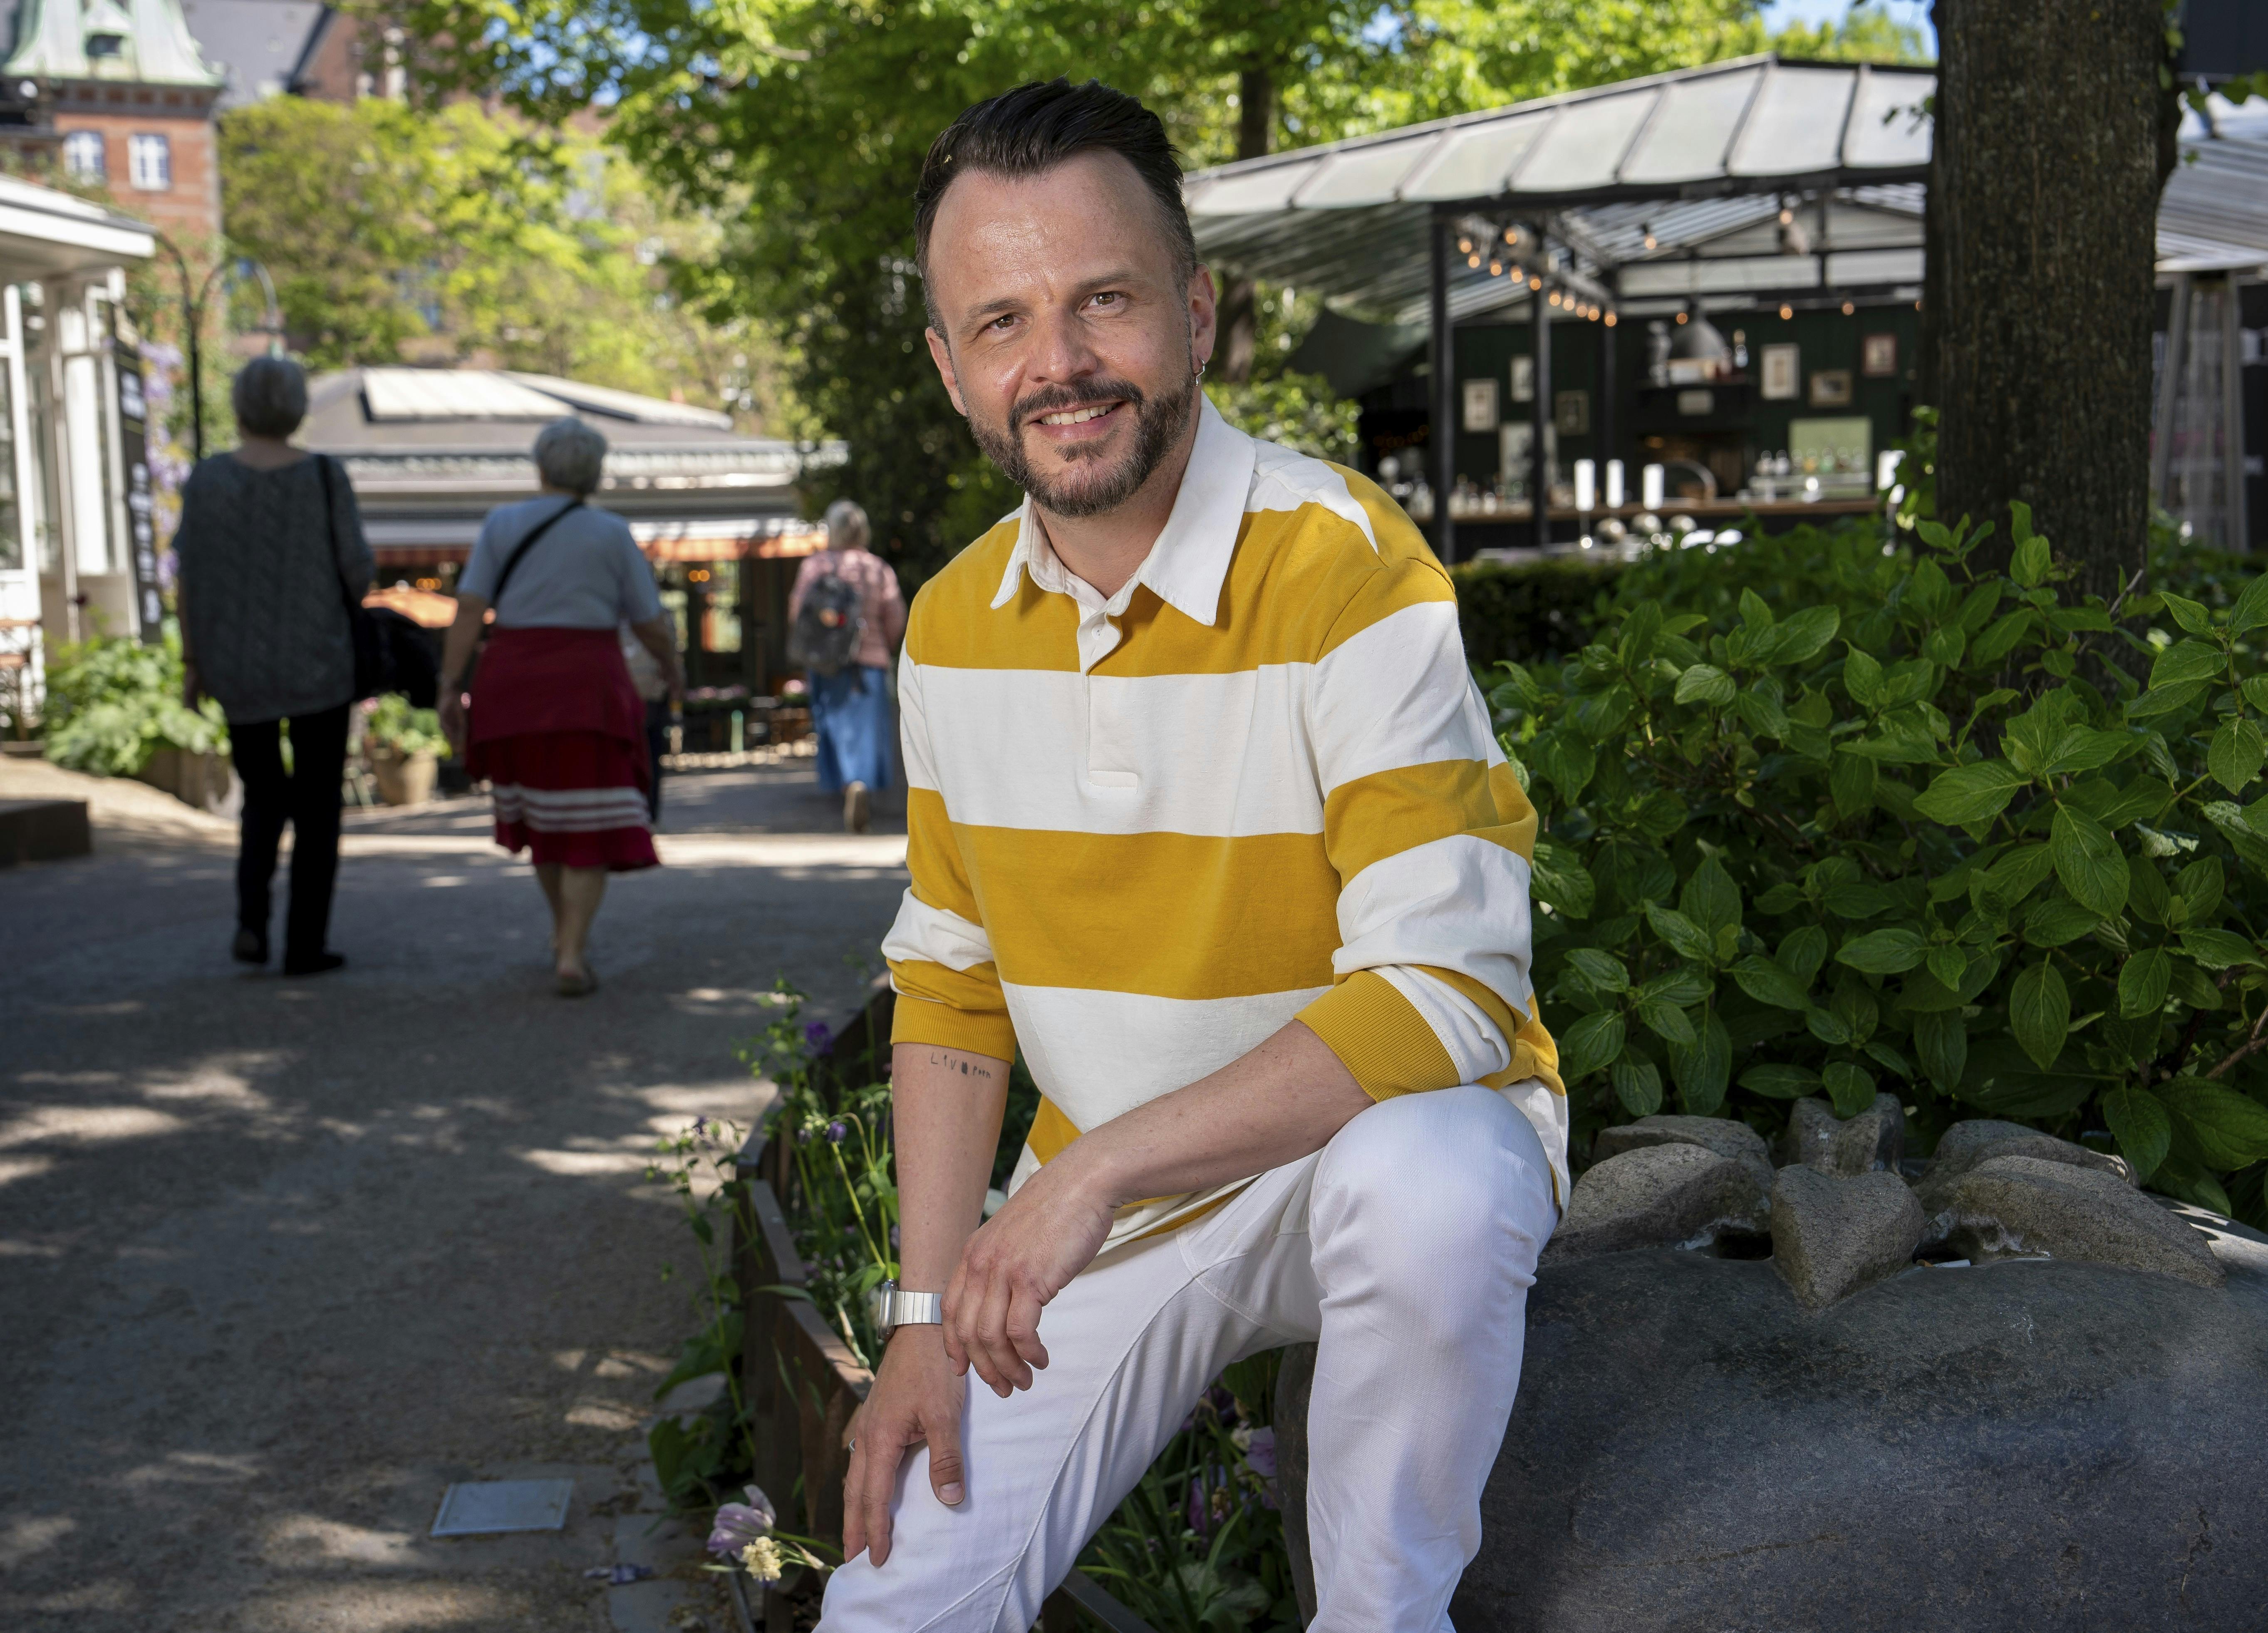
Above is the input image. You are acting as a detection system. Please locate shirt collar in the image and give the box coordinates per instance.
[989,394,1255,627]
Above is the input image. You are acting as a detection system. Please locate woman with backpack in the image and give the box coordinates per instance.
[788,499,906,833]
[436,418,683,996]
[176,357,372,977]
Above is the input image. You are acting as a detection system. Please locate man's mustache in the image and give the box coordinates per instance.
[1013,379,1148,429]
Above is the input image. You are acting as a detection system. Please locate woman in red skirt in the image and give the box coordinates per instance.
[436,419,683,995]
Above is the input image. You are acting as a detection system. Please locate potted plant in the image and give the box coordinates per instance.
[41,631,237,813]
[363,693,448,806]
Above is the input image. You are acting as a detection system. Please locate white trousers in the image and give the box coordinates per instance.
[818,1083,1559,1633]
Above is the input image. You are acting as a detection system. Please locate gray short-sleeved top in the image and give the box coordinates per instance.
[175,453,373,725]
[460,497,664,629]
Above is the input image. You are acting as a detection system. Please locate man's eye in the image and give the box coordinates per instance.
[1091,292,1123,309]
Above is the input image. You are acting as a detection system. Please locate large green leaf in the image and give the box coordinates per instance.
[2099,1085,2171,1183]
[2160,1078,2268,1169]
[1556,1009,1625,1081]
[2230,569,2268,636]
[1835,927,1929,974]
[1730,954,1812,1011]
[2147,638,2224,690]
[1829,749,1877,821]
[1739,1063,1820,1100]
[2024,896,2101,947]
[1673,663,1736,706]
[2179,928,2260,969]
[1821,1060,1877,1118]
[1529,842,1596,919]
[2209,716,2267,794]
[1667,1013,1731,1116]
[1644,903,1717,964]
[1679,857,1743,939]
[1634,995,1698,1048]
[2116,947,2171,1019]
[1778,924,1829,985]
[2010,960,2072,1070]
[1611,1051,1665,1117]
[2158,590,2213,634]
[2050,806,2129,919]
[1914,760,2028,825]
[1562,947,1630,995]
[1766,605,1841,665]
[1911,1009,1967,1095]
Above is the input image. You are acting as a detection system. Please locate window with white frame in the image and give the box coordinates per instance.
[61,131,104,179]
[127,133,170,191]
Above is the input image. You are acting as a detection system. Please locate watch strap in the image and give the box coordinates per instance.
[882,1288,944,1330]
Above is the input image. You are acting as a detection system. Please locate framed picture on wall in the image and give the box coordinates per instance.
[1809,369,1854,408]
[1760,343,1800,400]
[1554,389,1590,436]
[1510,355,1536,403]
[1861,333,1899,377]
[1462,377,1500,433]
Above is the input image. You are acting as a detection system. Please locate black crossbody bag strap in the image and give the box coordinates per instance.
[483,497,584,630]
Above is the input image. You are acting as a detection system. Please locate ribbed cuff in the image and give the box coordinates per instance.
[889,993,1016,1061]
[1297,970,1460,1102]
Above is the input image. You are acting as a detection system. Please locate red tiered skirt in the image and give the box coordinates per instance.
[467,627,658,873]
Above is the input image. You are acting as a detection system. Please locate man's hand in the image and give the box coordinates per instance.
[842,1325,966,1567]
[944,1151,1116,1397]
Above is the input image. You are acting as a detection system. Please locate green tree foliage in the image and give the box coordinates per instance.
[1492,504,2268,1227]
[218,97,774,416]
[394,0,1883,582]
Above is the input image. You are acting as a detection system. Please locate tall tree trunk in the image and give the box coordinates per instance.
[1216,65,1274,385]
[1928,0,2181,602]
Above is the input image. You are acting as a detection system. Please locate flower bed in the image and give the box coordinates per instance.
[644,982,1299,1631]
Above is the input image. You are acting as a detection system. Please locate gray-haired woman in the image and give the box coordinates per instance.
[436,418,683,996]
[175,356,372,976]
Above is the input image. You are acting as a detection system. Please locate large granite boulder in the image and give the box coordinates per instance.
[1770,1167,1924,1309]
[1942,1156,2222,1289]
[1782,1093,1905,1175]
[1275,1207,2268,1630]
[1915,1119,2135,1218]
[1541,1145,1768,1264]
[1592,1114,1777,1194]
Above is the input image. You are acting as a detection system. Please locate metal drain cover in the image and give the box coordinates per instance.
[431,1478,575,1536]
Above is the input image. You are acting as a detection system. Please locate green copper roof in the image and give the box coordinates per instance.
[3,0,224,87]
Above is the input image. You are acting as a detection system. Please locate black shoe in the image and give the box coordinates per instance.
[282,951,346,977]
[232,928,269,964]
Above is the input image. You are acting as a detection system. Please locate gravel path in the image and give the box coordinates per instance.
[0,763,907,1631]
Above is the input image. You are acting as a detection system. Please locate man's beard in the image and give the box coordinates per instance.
[967,367,1198,519]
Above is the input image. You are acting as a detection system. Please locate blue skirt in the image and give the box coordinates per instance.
[809,664,897,793]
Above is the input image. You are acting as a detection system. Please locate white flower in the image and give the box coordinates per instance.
[741,1537,785,1582]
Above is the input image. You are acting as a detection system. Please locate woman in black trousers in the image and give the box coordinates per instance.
[175,358,372,975]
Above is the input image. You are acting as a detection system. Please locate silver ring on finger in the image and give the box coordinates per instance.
[848,1437,857,1453]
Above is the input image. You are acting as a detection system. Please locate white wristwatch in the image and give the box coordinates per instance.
[874,1281,944,1339]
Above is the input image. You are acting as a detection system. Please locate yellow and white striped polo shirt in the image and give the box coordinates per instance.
[883,396,1565,1250]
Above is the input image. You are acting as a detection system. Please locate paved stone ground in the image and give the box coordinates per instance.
[0,760,908,1632]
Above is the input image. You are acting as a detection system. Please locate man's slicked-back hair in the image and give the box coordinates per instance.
[913,78,1196,328]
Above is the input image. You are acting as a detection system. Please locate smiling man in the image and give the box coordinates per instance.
[820,79,1565,1632]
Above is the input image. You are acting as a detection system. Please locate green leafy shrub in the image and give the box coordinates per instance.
[364,692,450,758]
[42,629,227,776]
[1451,556,1624,667]
[1493,503,2268,1227]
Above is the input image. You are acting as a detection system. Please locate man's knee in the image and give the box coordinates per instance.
[1312,1085,1550,1253]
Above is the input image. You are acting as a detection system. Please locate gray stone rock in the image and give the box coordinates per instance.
[1542,1145,1767,1264]
[1782,1092,1905,1174]
[1273,1211,2268,1631]
[1914,1118,2135,1218]
[1770,1166,1925,1309]
[1944,1154,2223,1289]
[1591,1113,1776,1194]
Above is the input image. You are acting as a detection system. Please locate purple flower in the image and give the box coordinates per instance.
[1242,1426,1277,1480]
[804,1022,835,1054]
[706,1495,775,1558]
[1187,1475,1209,1536]
[692,1116,708,1136]
[825,1120,848,1144]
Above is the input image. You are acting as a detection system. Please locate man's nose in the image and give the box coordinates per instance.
[1024,303,1103,387]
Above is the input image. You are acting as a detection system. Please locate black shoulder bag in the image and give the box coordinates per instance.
[478,495,585,647]
[316,453,384,702]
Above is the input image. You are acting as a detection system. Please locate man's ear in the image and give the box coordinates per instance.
[1187,265,1220,376]
[925,328,968,417]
